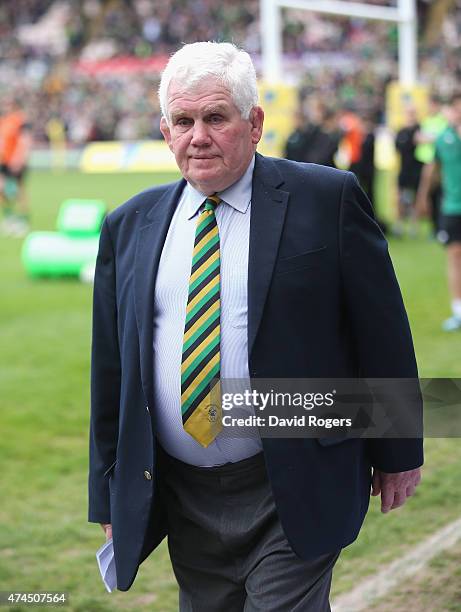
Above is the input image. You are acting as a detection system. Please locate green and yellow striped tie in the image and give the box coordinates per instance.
[181,195,223,447]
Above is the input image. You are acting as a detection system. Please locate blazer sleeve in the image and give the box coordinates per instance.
[88,216,121,523]
[339,172,424,473]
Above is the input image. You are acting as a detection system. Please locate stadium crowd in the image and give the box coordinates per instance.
[0,0,460,144]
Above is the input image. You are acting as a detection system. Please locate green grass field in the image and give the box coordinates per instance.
[1,171,460,611]
[373,539,461,611]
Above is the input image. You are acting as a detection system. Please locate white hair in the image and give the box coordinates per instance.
[158,41,258,124]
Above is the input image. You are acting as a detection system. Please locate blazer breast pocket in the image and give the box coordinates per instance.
[274,246,327,275]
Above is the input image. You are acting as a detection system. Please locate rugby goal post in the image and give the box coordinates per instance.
[261,0,417,85]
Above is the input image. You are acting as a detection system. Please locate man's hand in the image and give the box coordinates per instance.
[100,523,112,540]
[371,468,421,513]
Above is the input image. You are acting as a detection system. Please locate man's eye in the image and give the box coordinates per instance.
[176,118,192,127]
[209,115,223,123]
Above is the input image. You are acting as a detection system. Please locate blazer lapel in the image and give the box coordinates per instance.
[248,154,289,359]
[134,179,185,402]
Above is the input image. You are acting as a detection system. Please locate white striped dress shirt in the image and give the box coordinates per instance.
[152,156,262,466]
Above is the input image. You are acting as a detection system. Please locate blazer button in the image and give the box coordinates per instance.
[144,470,152,480]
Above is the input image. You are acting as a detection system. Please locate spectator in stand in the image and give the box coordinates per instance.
[0,97,33,237]
[394,107,423,237]
[417,92,461,331]
[415,95,449,237]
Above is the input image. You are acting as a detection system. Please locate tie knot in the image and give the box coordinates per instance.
[203,195,220,213]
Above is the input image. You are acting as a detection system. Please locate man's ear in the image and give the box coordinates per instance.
[249,106,264,145]
[160,116,172,150]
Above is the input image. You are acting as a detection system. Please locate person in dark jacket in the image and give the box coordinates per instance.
[284,109,317,162]
[89,41,423,609]
[394,107,423,236]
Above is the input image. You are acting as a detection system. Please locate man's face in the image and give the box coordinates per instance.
[160,80,264,195]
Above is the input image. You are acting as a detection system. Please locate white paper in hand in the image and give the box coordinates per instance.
[96,538,117,592]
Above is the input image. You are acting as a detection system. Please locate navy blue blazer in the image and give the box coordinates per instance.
[88,153,423,591]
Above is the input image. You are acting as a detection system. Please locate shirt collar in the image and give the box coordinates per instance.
[185,155,255,220]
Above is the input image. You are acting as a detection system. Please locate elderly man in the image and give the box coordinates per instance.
[89,42,423,610]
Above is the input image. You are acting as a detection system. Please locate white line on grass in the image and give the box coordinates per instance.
[331,516,461,612]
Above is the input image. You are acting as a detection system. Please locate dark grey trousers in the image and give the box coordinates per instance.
[157,448,341,612]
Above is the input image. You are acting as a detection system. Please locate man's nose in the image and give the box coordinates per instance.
[190,121,211,146]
